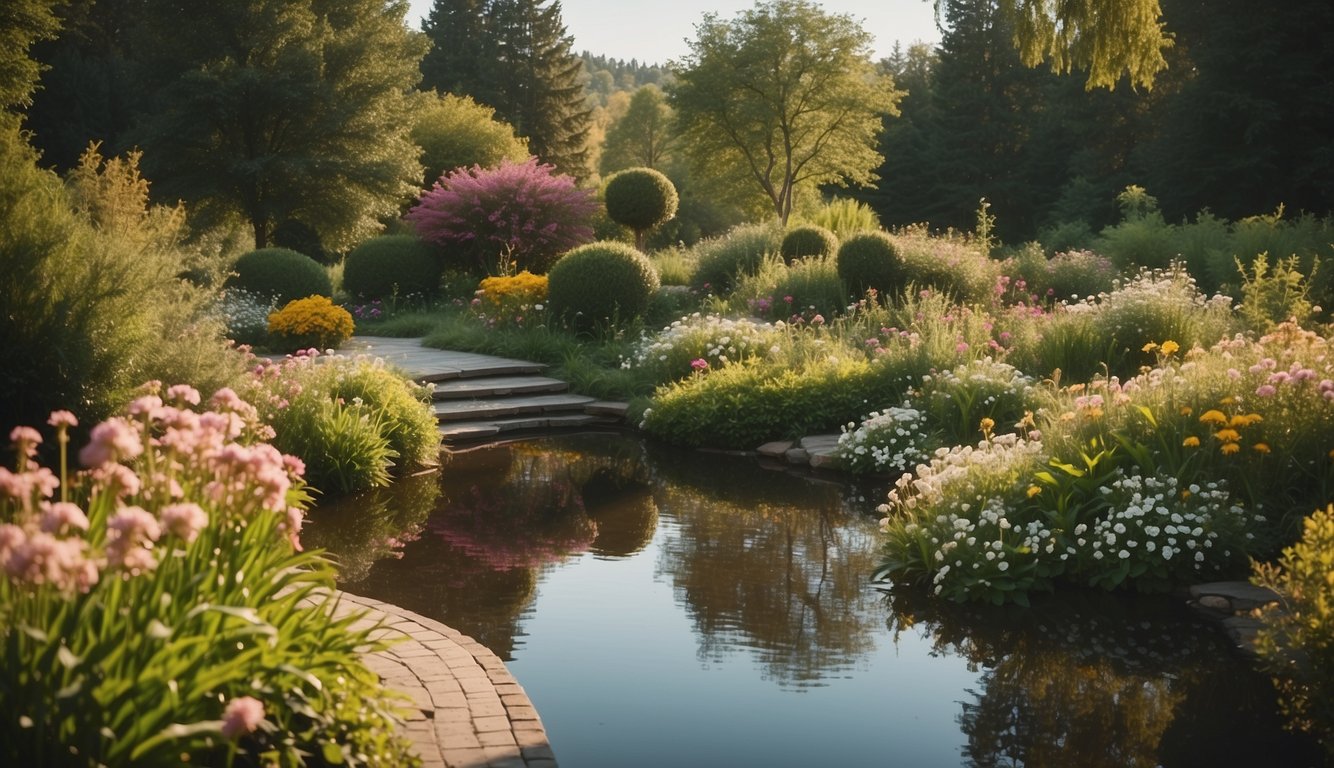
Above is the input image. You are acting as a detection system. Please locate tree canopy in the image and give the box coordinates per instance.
[599,85,674,175]
[126,0,427,251]
[420,0,592,180]
[669,0,901,225]
[0,0,62,111]
[412,93,529,188]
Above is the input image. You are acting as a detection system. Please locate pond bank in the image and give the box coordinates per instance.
[336,591,557,768]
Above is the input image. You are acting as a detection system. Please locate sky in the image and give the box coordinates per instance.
[406,1,942,65]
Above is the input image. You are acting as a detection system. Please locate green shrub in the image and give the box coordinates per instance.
[1042,249,1120,302]
[266,295,356,353]
[691,222,783,294]
[244,351,439,496]
[837,230,902,298]
[1236,252,1319,333]
[343,234,443,301]
[0,392,417,766]
[548,241,661,328]
[892,228,999,304]
[1254,504,1334,757]
[226,247,333,304]
[916,358,1038,444]
[604,167,679,250]
[780,224,838,264]
[731,255,849,321]
[650,245,697,286]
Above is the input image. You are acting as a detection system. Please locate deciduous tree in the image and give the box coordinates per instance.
[599,85,674,175]
[670,0,901,225]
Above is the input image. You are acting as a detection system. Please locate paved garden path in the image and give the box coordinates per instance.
[336,592,557,768]
[339,336,628,443]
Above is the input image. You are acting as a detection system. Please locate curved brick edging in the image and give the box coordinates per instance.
[331,592,556,768]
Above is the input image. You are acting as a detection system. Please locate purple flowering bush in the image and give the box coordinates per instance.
[405,157,597,274]
[0,385,418,766]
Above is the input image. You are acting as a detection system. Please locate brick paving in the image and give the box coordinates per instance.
[333,592,557,768]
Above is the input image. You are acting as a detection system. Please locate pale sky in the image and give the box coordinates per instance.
[406,1,942,66]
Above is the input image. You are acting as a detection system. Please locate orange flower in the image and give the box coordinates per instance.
[1220,442,1241,455]
[1026,485,1042,498]
[1182,436,1201,447]
[1142,342,1159,353]
[1179,406,1193,416]
[1212,428,1241,443]
[1252,443,1271,454]
[1199,410,1228,425]
[1160,340,1180,355]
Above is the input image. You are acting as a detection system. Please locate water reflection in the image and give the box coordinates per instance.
[646,445,884,687]
[319,434,1320,765]
[882,585,1323,767]
[301,470,440,582]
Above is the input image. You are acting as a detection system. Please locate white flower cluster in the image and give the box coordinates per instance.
[217,289,279,340]
[920,358,1035,422]
[1081,471,1252,576]
[885,433,1046,514]
[835,404,933,475]
[622,313,782,372]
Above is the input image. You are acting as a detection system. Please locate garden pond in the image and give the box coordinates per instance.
[304,433,1322,767]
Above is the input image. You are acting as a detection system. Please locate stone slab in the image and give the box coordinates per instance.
[756,441,794,458]
[432,376,569,400]
[1189,581,1281,612]
[434,394,595,422]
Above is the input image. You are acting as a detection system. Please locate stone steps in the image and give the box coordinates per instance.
[431,375,570,400]
[433,393,596,422]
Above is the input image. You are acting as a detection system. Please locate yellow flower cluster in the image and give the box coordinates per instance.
[1143,339,1182,356]
[268,295,354,349]
[1186,402,1266,456]
[478,270,548,307]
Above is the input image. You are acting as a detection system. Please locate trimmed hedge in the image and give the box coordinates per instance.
[226,247,332,304]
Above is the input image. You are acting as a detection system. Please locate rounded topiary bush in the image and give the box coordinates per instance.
[781,224,838,264]
[343,235,442,300]
[548,241,660,328]
[837,231,902,298]
[604,168,679,249]
[226,247,332,304]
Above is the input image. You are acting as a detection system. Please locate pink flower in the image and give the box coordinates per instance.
[47,411,78,429]
[1255,384,1277,397]
[40,502,90,534]
[9,426,42,458]
[165,384,201,406]
[220,696,265,739]
[955,342,970,353]
[79,418,143,467]
[690,358,709,371]
[811,314,825,326]
[106,506,162,573]
[160,503,209,543]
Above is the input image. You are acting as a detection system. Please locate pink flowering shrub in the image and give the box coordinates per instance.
[405,157,597,274]
[0,387,418,766]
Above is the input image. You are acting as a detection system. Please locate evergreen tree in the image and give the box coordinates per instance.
[0,0,62,111]
[419,0,487,97]
[420,0,592,180]
[125,0,428,250]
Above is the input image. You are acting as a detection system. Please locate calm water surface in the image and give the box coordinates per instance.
[305,434,1321,768]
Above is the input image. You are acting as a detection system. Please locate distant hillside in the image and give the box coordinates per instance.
[579,52,669,107]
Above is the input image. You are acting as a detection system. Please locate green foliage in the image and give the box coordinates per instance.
[837,230,903,297]
[670,0,902,223]
[732,255,849,321]
[0,393,418,767]
[649,246,697,286]
[411,92,529,187]
[343,235,443,301]
[780,224,838,264]
[0,126,244,434]
[893,228,1000,304]
[1237,252,1318,333]
[548,241,661,329]
[691,222,783,295]
[270,219,329,264]
[1254,504,1334,757]
[917,358,1038,444]
[603,167,679,249]
[245,352,439,496]
[803,197,881,239]
[129,0,427,250]
[0,0,62,110]
[599,84,675,174]
[227,248,334,305]
[988,0,1171,89]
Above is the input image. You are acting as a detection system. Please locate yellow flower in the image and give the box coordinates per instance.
[1220,442,1241,455]
[1026,485,1042,498]
[1179,406,1193,416]
[1252,442,1271,454]
[1142,341,1159,353]
[1199,410,1228,425]
[979,417,996,434]
[1160,340,1180,355]
[1220,396,1236,406]
[1213,428,1241,443]
[1182,436,1201,447]
[1181,490,1192,500]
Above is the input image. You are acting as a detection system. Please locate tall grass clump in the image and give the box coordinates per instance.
[0,391,417,766]
[891,227,1000,305]
[690,221,783,295]
[803,197,880,239]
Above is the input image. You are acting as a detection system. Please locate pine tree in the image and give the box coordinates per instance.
[421,0,592,180]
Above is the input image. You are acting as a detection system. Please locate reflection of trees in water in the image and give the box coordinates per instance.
[324,436,657,659]
[302,470,441,582]
[882,586,1323,767]
[648,445,885,687]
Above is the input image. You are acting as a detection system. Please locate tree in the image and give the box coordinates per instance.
[599,85,674,175]
[603,167,678,250]
[412,93,529,188]
[978,0,1173,90]
[0,0,62,111]
[127,0,427,251]
[669,0,901,225]
[420,0,593,180]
